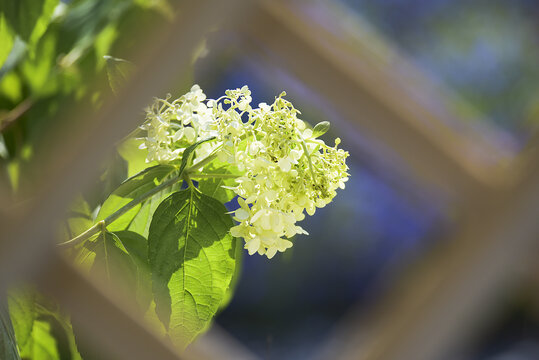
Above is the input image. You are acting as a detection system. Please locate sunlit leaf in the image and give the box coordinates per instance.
[19,320,60,360]
[6,292,82,360]
[179,136,216,175]
[30,301,82,360]
[148,188,236,348]
[0,72,23,102]
[104,55,134,95]
[96,164,178,235]
[197,158,241,204]
[117,138,153,178]
[20,28,57,96]
[312,121,330,138]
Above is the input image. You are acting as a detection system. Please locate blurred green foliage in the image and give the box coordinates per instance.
[0,0,173,198]
[0,1,174,359]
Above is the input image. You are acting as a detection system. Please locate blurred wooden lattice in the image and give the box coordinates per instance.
[1,1,538,359]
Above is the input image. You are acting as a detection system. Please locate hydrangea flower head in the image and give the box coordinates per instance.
[140,85,349,258]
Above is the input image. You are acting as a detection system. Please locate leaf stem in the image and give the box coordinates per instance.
[57,221,104,248]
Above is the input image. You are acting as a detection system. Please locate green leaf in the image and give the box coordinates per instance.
[114,231,153,312]
[197,159,241,204]
[20,26,58,96]
[0,14,15,69]
[0,71,23,102]
[104,55,135,95]
[96,164,178,236]
[0,302,21,360]
[312,121,330,138]
[117,138,154,178]
[179,136,216,176]
[9,295,83,360]
[37,311,82,360]
[63,195,94,240]
[81,232,138,299]
[94,25,119,69]
[8,288,36,349]
[0,0,59,45]
[31,292,82,360]
[218,237,243,312]
[100,151,128,203]
[19,319,62,360]
[148,188,236,348]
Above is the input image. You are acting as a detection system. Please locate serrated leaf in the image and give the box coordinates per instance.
[104,55,135,95]
[114,231,152,312]
[0,302,20,360]
[8,288,35,349]
[148,188,236,348]
[312,121,330,138]
[197,160,241,204]
[96,164,177,235]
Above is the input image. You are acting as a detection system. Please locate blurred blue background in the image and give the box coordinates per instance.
[192,1,539,359]
[340,0,539,144]
[197,46,450,360]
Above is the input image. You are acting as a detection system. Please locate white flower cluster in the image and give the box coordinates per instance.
[141,85,349,259]
[140,85,216,162]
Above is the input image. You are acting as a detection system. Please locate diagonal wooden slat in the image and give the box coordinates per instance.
[242,2,539,359]
[37,254,260,360]
[38,255,189,360]
[320,146,539,360]
[2,1,535,360]
[243,0,517,199]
